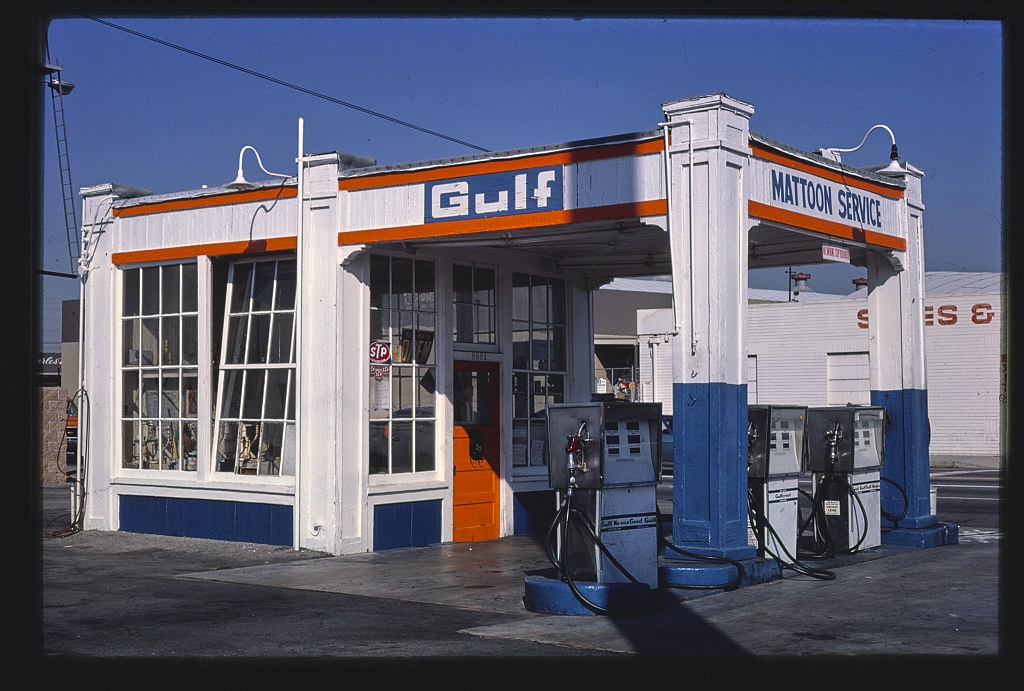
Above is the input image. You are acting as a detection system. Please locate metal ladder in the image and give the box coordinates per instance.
[45,62,80,276]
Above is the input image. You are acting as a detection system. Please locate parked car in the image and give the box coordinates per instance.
[660,415,674,476]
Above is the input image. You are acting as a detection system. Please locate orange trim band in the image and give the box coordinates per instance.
[339,138,664,191]
[749,141,904,200]
[338,199,668,245]
[112,236,296,265]
[112,186,297,218]
[749,200,906,251]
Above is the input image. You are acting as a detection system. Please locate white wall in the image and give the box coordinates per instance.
[637,285,1003,458]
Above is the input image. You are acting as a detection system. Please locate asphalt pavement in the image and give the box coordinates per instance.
[33,481,1006,677]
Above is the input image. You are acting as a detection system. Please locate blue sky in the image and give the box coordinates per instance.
[36,14,1004,349]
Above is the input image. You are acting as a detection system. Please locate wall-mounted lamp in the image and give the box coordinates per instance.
[47,77,74,96]
[44,63,74,96]
[225,145,293,190]
[817,124,903,175]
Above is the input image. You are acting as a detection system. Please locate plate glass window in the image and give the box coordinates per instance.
[213,258,297,476]
[511,273,566,470]
[120,263,199,471]
[368,255,437,475]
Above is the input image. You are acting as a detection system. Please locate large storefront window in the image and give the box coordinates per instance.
[121,263,199,471]
[453,263,496,344]
[213,258,297,476]
[511,273,566,469]
[368,255,437,475]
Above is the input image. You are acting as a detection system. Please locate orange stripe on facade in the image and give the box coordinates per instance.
[749,142,904,200]
[748,200,906,251]
[112,237,296,265]
[112,186,297,218]
[338,138,665,191]
[337,199,668,245]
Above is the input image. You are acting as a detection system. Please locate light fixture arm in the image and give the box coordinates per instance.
[229,145,292,188]
[822,124,899,163]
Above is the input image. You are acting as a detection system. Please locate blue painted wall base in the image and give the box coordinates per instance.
[513,490,557,537]
[119,495,292,546]
[373,499,442,551]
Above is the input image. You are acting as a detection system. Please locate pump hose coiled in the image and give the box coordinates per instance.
[805,473,870,556]
[655,505,745,591]
[880,476,909,530]
[748,486,835,580]
[543,488,653,615]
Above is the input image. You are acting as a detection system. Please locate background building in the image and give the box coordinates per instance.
[614,271,1005,466]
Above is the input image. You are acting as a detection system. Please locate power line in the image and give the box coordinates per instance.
[79,15,492,154]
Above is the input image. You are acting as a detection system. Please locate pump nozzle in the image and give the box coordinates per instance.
[825,421,845,467]
[565,421,590,476]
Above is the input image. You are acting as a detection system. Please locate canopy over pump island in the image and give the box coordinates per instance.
[72,93,950,614]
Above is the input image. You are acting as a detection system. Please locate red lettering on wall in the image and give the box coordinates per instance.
[856,302,996,328]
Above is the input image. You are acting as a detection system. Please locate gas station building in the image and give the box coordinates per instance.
[73,93,951,568]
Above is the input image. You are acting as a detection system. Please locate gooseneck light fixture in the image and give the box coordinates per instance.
[226,145,293,190]
[819,124,904,174]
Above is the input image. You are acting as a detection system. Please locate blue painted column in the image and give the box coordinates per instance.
[661,94,758,565]
[865,164,955,547]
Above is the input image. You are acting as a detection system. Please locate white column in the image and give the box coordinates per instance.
[867,165,939,537]
[661,94,757,559]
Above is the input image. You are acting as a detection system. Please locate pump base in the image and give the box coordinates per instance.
[523,575,656,615]
[882,522,959,548]
[659,556,781,592]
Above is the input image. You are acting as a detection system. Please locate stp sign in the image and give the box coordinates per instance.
[369,341,392,364]
[370,341,392,380]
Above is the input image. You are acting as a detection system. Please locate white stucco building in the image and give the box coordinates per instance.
[628,271,1004,463]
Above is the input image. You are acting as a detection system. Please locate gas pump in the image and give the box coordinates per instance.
[746,405,806,565]
[542,401,661,597]
[804,406,886,555]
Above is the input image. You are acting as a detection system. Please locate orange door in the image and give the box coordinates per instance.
[452,360,500,542]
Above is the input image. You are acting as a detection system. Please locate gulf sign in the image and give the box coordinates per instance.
[425,166,563,222]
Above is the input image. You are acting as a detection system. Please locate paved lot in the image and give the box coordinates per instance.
[33,484,1005,676]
